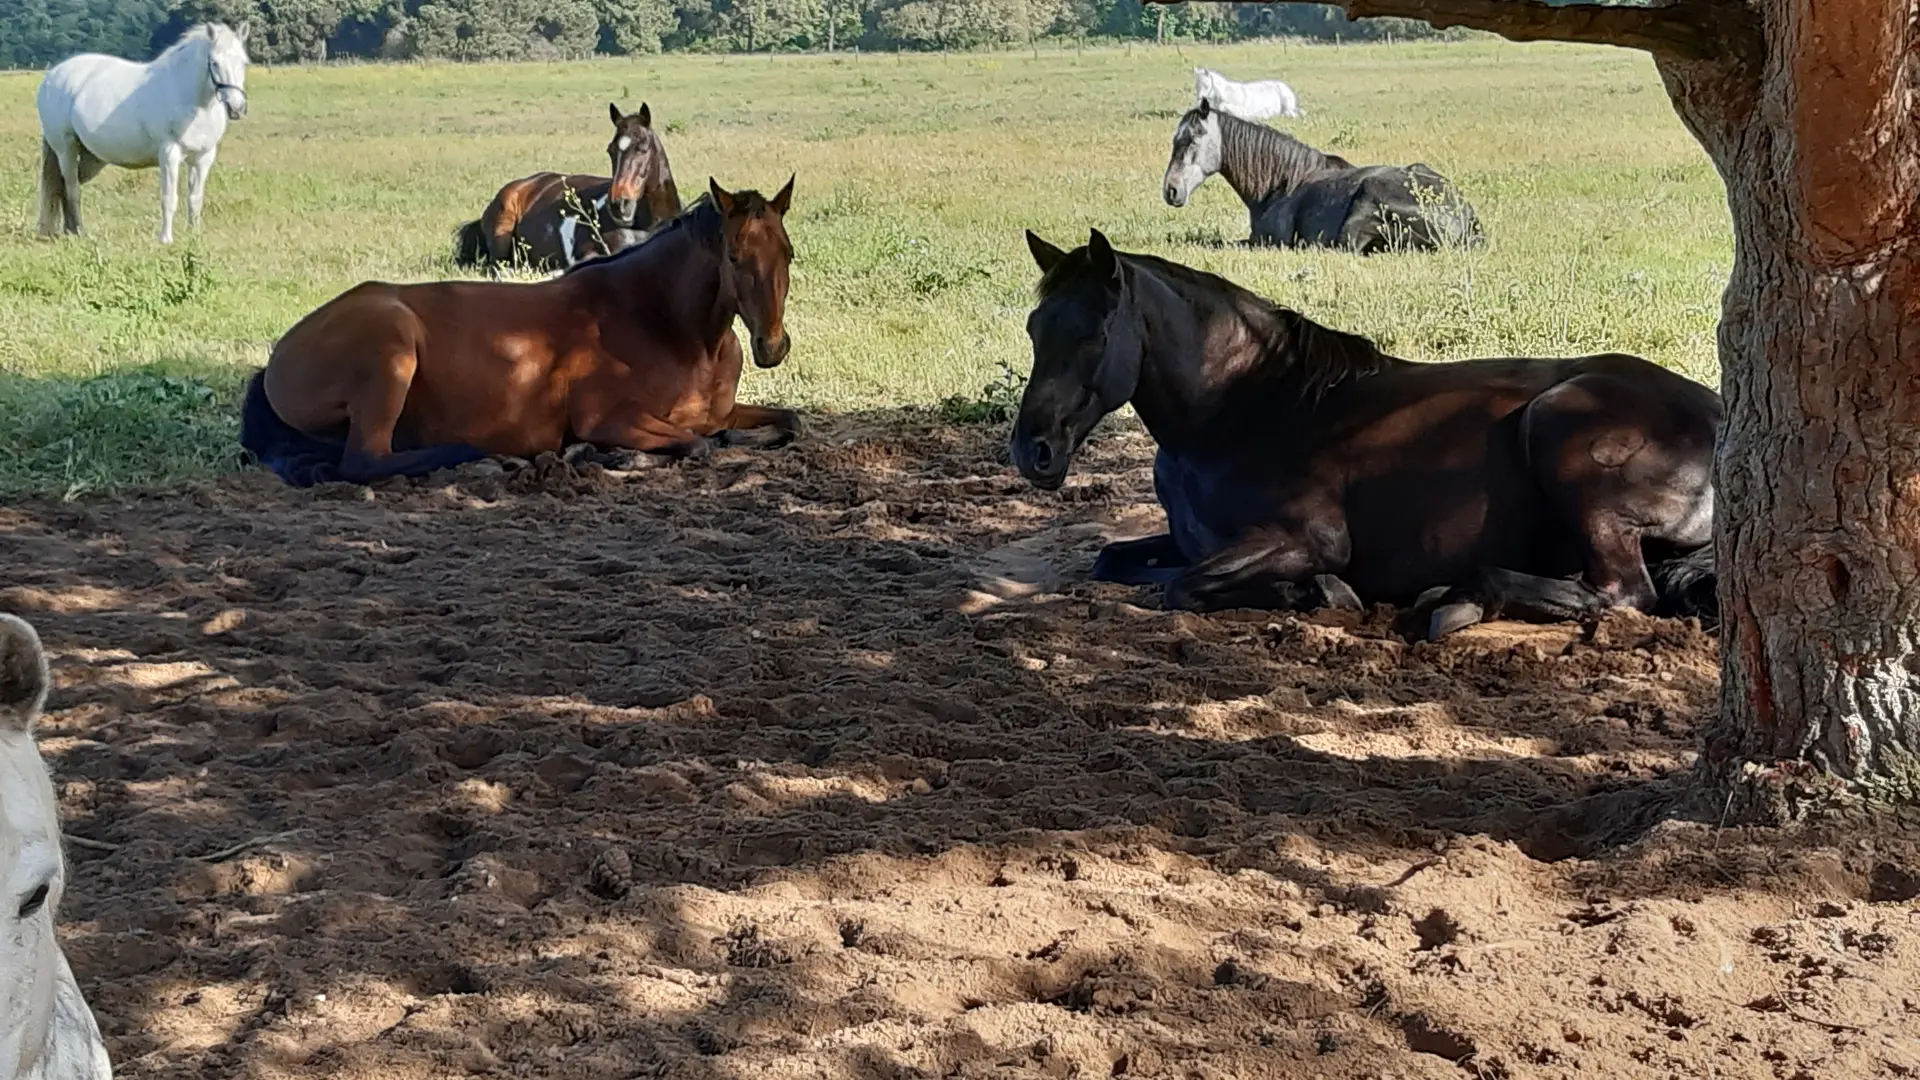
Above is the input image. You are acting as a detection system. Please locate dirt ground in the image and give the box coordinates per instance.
[4,414,1917,1080]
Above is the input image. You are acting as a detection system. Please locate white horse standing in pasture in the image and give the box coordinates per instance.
[1,615,112,1080]
[36,23,251,244]
[1194,66,1303,121]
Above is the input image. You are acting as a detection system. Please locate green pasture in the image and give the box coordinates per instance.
[0,41,1729,497]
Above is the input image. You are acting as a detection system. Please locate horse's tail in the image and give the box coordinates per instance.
[240,369,346,487]
[239,369,489,488]
[452,219,489,269]
[1650,545,1718,628]
[37,141,65,238]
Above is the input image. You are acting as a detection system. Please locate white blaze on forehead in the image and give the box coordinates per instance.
[616,136,633,152]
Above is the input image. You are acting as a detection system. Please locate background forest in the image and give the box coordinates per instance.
[0,0,1474,66]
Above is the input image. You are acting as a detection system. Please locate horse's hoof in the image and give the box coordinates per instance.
[1162,581,1205,612]
[1313,574,1363,611]
[1427,602,1484,641]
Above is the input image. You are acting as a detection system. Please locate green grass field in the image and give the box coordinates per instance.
[0,41,1730,497]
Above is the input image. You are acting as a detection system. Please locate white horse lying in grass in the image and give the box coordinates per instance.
[36,23,251,244]
[1,615,112,1080]
[1194,66,1303,121]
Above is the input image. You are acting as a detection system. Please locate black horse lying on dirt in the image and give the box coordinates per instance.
[1012,229,1720,639]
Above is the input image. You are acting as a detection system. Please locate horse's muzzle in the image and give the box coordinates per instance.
[1163,184,1186,208]
[1011,433,1069,491]
[752,333,791,369]
[609,199,640,228]
[221,91,247,120]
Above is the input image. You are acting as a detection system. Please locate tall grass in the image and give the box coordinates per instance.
[0,41,1729,496]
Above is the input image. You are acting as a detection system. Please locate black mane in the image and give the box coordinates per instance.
[1036,244,1395,403]
[1183,106,1350,204]
[563,187,790,275]
[562,195,722,275]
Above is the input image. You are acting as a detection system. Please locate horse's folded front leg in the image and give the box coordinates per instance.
[1416,567,1610,642]
[1163,532,1325,613]
[712,404,803,450]
[1092,534,1188,585]
[576,407,715,460]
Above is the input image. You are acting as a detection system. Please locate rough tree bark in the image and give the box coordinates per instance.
[1147,0,1920,807]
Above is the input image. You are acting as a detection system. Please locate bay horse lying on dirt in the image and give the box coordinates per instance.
[1163,99,1483,253]
[454,103,682,273]
[1013,229,1720,640]
[243,177,798,487]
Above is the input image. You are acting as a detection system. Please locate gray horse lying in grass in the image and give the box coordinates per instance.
[1162,100,1484,253]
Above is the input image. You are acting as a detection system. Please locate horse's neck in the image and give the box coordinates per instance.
[1123,267,1286,450]
[647,165,682,222]
[1217,121,1325,209]
[602,232,734,348]
[149,38,215,110]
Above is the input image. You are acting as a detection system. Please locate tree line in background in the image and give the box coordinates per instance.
[0,0,1468,67]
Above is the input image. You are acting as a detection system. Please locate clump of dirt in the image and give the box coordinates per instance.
[4,413,1916,1080]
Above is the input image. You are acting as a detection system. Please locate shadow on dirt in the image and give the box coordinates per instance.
[5,411,1912,1080]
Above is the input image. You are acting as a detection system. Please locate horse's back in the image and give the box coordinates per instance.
[1334,163,1482,251]
[1278,354,1708,598]
[37,53,173,165]
[499,172,612,210]
[37,53,144,108]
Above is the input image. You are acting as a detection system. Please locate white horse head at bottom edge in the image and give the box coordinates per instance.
[0,615,111,1080]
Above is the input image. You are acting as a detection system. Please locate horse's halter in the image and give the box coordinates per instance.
[207,58,247,119]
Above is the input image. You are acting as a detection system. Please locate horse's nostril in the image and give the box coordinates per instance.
[1033,441,1055,470]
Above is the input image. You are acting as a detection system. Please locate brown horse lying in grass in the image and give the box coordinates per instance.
[242,177,798,487]
[454,103,682,273]
[1012,229,1721,640]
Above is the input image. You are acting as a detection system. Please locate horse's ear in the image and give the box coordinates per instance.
[1196,97,1212,119]
[609,102,623,125]
[1026,230,1066,273]
[709,178,737,215]
[237,21,250,44]
[1087,228,1122,287]
[770,174,795,215]
[0,615,49,734]
[637,102,651,128]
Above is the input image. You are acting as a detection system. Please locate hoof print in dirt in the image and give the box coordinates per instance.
[1398,1011,1479,1064]
[719,922,793,968]
[1870,861,1920,902]
[588,846,634,900]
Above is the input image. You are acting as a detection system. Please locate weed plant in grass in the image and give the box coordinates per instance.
[0,41,1729,496]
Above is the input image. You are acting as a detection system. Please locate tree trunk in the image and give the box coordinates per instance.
[1654,5,1920,807]
[1710,190,1920,804]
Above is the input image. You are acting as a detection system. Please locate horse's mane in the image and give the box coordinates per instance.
[157,23,228,59]
[1035,246,1395,403]
[564,187,786,275]
[562,195,724,275]
[1203,108,1348,199]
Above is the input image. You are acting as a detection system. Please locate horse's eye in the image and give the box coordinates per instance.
[17,883,49,918]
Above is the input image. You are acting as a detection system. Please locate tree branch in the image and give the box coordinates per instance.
[1140,0,1757,64]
